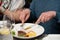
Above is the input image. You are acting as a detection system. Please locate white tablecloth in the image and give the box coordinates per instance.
[42,34,60,40]
[0,34,13,40]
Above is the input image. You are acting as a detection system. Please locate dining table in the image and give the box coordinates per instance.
[0,34,60,40]
[0,21,60,40]
[13,34,60,40]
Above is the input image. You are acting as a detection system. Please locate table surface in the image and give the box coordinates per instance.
[1,34,59,40]
[13,34,60,40]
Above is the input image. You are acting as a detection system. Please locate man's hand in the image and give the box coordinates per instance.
[19,9,30,23]
[35,11,56,24]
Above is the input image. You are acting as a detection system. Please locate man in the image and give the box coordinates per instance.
[20,0,60,34]
[0,0,25,22]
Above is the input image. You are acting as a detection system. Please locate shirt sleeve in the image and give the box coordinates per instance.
[1,0,10,9]
[29,0,37,22]
[56,11,60,23]
[41,0,60,23]
[53,1,60,23]
[9,0,25,11]
[30,0,35,15]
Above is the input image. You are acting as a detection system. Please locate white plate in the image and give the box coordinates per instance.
[11,23,45,39]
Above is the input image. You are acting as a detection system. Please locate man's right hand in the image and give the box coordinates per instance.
[19,8,30,23]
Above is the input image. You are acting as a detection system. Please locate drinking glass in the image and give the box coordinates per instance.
[0,15,15,40]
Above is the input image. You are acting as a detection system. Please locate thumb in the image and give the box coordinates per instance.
[35,18,41,24]
[25,13,30,22]
[21,16,25,23]
[19,13,25,23]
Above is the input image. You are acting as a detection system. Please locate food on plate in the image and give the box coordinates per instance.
[24,26,31,30]
[25,31,36,37]
[11,31,15,35]
[0,27,10,35]
[18,31,26,37]
[17,30,36,37]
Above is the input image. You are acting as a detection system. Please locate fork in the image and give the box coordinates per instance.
[20,23,25,29]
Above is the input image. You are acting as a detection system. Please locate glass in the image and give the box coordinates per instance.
[0,15,15,40]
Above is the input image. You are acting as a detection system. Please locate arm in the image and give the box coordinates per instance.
[9,0,25,11]
[29,0,37,22]
[30,0,36,17]
[3,9,23,21]
[0,6,22,21]
[35,0,60,24]
[0,0,22,21]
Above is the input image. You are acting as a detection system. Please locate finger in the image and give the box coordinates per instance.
[35,16,41,24]
[43,14,48,22]
[44,14,51,22]
[25,13,30,22]
[22,19,24,24]
[9,13,13,20]
[12,13,16,21]
[39,13,45,23]
[44,13,51,22]
[45,16,51,22]
[14,13,20,21]
[41,15,45,23]
[35,19,41,24]
[41,13,47,22]
[22,14,25,22]
[46,18,50,22]
[19,14,25,24]
[19,13,25,23]
[44,16,48,22]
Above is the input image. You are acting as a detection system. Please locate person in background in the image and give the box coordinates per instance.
[0,0,2,6]
[0,0,25,23]
[20,0,60,34]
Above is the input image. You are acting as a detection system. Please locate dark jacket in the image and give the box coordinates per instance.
[30,0,60,34]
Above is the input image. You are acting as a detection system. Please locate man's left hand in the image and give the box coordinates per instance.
[35,11,56,24]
